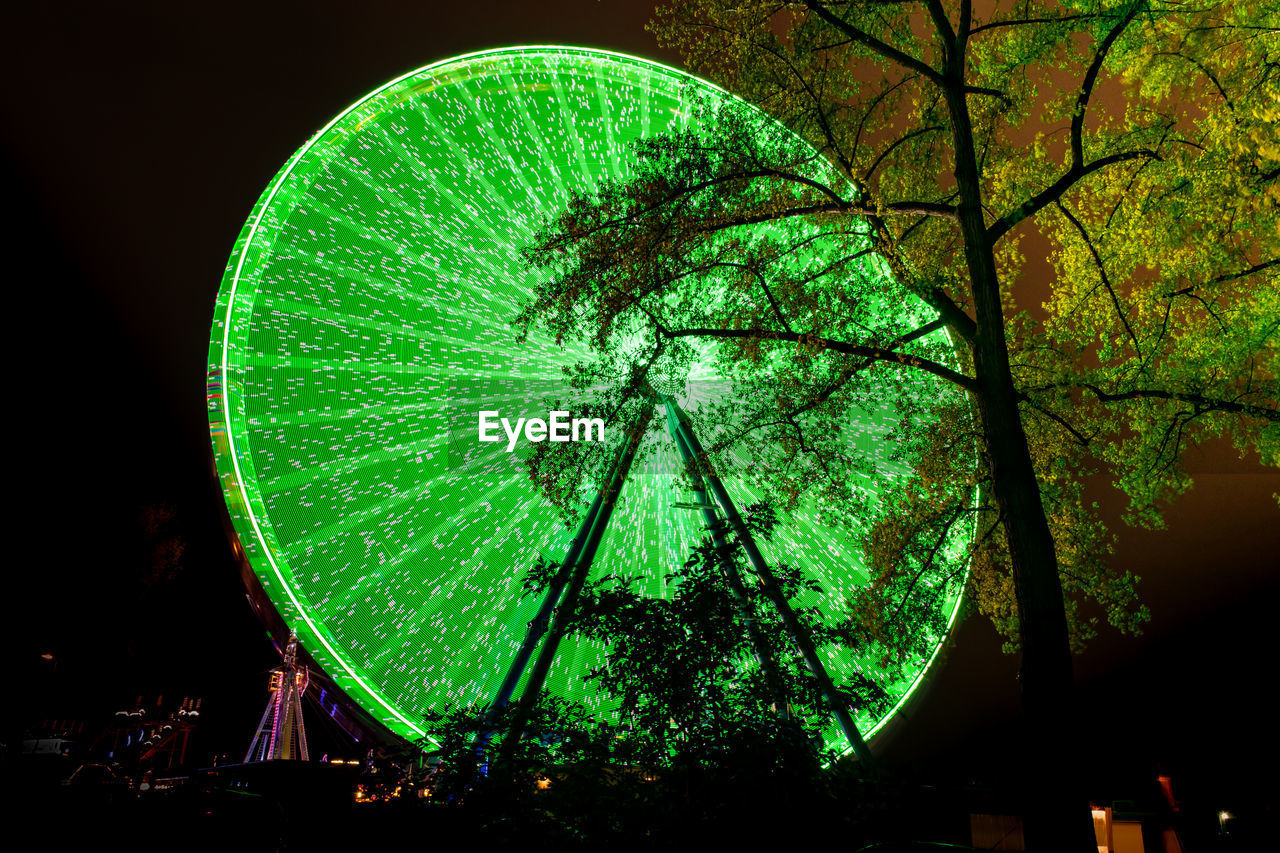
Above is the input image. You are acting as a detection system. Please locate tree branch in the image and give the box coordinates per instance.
[956,0,972,59]
[801,0,944,84]
[697,198,957,238]
[861,218,978,343]
[1071,8,1139,170]
[1017,392,1093,447]
[1054,200,1141,358]
[1079,385,1280,423]
[886,503,966,626]
[965,85,1011,104]
[925,0,957,62]
[863,125,945,180]
[571,165,855,244]
[662,326,977,390]
[967,14,1100,37]
[1162,284,1226,332]
[714,261,795,333]
[988,149,1159,241]
[851,74,918,167]
[1209,258,1277,285]
[748,36,856,176]
[707,316,953,454]
[1154,51,1234,112]
[987,9,1150,242]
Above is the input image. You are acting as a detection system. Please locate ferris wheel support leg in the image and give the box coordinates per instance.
[663,399,791,720]
[245,695,276,763]
[486,443,623,716]
[496,405,655,768]
[666,400,874,763]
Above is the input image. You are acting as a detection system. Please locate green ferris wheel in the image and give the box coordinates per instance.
[208,46,969,758]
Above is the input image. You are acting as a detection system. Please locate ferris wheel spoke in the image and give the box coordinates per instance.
[499,70,573,203]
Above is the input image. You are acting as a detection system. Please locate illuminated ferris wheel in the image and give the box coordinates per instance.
[207,46,968,758]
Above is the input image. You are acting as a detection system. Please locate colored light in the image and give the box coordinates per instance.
[208,46,968,753]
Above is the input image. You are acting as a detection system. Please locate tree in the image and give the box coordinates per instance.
[426,521,884,846]
[422,695,642,845]
[555,517,893,767]
[514,2,1279,849]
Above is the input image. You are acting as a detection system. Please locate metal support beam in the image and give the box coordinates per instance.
[666,399,873,763]
[496,404,655,766]
[663,399,790,718]
[487,445,622,714]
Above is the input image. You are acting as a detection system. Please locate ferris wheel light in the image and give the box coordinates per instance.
[208,46,969,754]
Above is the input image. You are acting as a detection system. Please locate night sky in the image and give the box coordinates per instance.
[7,0,1277,795]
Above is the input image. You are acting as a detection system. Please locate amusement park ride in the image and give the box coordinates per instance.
[245,633,310,763]
[95,696,203,772]
[208,47,969,760]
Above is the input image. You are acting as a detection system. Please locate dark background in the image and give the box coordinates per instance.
[6,0,1276,806]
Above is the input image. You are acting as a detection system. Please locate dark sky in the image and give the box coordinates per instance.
[7,1,1277,789]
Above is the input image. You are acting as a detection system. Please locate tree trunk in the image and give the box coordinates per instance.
[944,81,1096,852]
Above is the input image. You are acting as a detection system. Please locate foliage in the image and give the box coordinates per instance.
[421,696,656,845]
[421,518,890,845]
[517,0,1277,659]
[514,3,1278,845]
[420,696,626,803]
[558,532,884,767]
